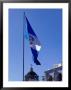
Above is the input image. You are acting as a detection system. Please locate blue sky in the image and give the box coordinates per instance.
[9,9,62,81]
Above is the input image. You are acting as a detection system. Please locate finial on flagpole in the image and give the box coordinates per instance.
[24,12,27,21]
[24,12,26,17]
[24,12,25,16]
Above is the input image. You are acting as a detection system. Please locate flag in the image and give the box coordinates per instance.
[25,16,41,65]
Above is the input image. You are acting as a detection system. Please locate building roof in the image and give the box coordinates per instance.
[25,67,38,77]
[45,63,62,73]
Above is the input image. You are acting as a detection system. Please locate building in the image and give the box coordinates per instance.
[44,64,62,81]
[25,66,39,81]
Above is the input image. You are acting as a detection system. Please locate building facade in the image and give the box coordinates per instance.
[25,67,39,81]
[25,64,62,81]
[44,64,62,81]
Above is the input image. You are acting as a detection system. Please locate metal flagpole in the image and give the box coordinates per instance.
[23,12,27,81]
[23,12,25,81]
[23,12,24,81]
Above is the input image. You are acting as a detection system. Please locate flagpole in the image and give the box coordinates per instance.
[23,13,24,81]
[23,12,25,81]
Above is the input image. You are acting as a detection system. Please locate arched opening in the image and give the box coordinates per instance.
[57,73,62,81]
[47,75,53,81]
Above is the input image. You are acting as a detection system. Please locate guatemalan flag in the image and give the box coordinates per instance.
[25,16,41,65]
